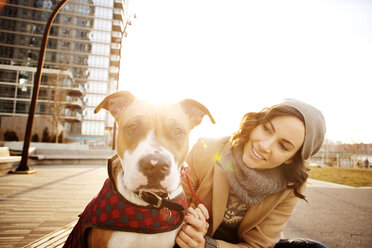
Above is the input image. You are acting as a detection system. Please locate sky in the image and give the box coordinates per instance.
[119,0,372,145]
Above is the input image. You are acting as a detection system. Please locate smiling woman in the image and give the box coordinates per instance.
[242,115,305,170]
[175,98,327,248]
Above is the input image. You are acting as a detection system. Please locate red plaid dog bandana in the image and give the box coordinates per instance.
[63,178,187,248]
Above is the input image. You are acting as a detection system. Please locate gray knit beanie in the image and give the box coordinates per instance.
[279,99,326,160]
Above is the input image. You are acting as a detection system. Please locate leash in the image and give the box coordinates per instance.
[181,165,205,206]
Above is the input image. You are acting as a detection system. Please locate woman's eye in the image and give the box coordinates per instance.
[263,124,271,133]
[280,142,289,151]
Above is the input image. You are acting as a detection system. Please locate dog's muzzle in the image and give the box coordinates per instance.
[138,154,171,179]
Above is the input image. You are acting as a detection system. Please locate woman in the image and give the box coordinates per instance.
[176,99,327,248]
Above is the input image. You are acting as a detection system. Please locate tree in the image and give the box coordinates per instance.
[49,70,67,143]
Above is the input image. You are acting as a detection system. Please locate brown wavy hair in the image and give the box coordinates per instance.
[230,105,308,200]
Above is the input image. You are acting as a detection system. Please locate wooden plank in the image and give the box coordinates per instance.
[23,221,76,248]
[0,164,107,247]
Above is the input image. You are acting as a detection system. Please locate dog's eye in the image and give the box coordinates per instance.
[173,128,184,138]
[126,124,138,135]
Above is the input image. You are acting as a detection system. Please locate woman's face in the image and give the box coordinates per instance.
[242,115,305,169]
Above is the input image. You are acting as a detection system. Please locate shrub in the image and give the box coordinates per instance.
[58,131,64,143]
[41,127,50,142]
[4,130,19,141]
[31,133,39,142]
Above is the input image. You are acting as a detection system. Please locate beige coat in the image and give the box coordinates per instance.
[181,137,303,248]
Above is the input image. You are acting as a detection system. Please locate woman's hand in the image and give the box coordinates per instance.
[176,204,210,248]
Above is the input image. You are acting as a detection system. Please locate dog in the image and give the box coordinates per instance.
[63,91,215,248]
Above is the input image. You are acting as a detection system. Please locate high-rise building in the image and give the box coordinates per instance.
[0,0,130,145]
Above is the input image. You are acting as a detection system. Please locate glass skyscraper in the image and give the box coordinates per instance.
[0,0,129,145]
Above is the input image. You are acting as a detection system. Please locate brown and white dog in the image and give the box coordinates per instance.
[66,91,215,248]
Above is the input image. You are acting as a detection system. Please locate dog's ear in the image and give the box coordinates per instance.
[94,91,135,118]
[179,99,216,128]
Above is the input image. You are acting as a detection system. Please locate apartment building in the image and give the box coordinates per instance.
[0,0,129,145]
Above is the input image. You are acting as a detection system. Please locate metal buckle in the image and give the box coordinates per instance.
[139,191,163,208]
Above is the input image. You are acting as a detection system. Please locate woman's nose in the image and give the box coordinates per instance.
[259,137,274,153]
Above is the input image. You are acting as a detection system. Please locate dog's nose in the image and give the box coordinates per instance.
[139,154,171,177]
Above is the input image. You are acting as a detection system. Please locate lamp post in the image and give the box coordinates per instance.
[10,0,70,174]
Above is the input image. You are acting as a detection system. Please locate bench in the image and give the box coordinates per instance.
[22,221,76,248]
[0,147,21,169]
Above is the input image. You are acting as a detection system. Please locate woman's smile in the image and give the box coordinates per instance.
[251,146,265,160]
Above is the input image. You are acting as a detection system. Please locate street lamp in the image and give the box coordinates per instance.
[10,0,70,174]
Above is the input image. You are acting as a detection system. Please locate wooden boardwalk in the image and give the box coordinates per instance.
[0,164,107,248]
[1,162,372,248]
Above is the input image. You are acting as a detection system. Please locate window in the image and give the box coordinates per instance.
[0,18,16,31]
[0,84,16,98]
[31,24,44,34]
[0,100,14,113]
[63,16,73,24]
[74,42,91,53]
[77,17,90,27]
[94,0,113,8]
[48,39,58,49]
[88,55,109,67]
[86,81,107,94]
[89,31,111,43]
[16,49,28,60]
[36,103,49,115]
[30,36,41,47]
[27,50,39,60]
[91,43,110,55]
[94,19,112,31]
[75,29,88,40]
[17,85,32,99]
[50,26,59,36]
[0,46,14,58]
[15,101,29,114]
[3,5,18,18]
[82,121,105,136]
[61,41,71,50]
[45,52,57,63]
[73,55,88,65]
[0,33,15,44]
[0,69,17,83]
[77,4,91,15]
[88,68,108,81]
[19,22,29,32]
[62,28,71,37]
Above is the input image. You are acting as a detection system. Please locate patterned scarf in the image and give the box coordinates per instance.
[218,145,287,206]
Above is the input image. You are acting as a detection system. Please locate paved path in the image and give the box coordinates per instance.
[284,179,372,248]
[0,164,371,248]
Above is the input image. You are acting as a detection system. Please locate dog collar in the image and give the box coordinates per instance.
[136,185,184,210]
